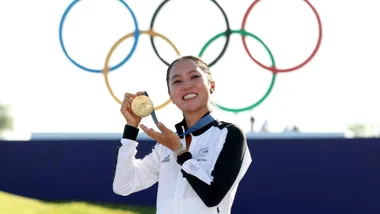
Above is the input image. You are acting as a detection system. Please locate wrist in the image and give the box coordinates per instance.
[127,122,139,129]
[123,124,139,140]
[176,151,192,165]
[177,149,187,157]
[173,144,187,157]
[172,143,182,152]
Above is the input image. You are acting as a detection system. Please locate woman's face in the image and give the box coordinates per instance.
[168,59,214,114]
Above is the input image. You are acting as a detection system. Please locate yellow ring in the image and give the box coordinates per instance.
[103,29,180,110]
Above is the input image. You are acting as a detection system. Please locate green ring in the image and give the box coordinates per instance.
[198,29,277,113]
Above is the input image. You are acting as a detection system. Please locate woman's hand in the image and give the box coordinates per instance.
[140,122,183,152]
[120,91,145,128]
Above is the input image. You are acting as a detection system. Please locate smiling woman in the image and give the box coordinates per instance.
[165,56,215,118]
[112,55,252,214]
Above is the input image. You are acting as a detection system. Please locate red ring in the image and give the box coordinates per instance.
[241,0,323,73]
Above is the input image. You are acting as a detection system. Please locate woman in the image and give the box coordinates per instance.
[113,56,252,214]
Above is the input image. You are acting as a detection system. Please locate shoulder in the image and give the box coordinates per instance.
[209,121,246,148]
[211,121,248,161]
[213,121,246,139]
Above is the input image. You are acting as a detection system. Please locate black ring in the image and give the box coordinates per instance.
[149,0,231,67]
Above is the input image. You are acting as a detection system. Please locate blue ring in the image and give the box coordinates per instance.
[58,0,140,73]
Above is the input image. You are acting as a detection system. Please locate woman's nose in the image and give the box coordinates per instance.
[181,80,194,90]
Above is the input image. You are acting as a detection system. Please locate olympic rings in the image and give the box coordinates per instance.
[59,0,140,73]
[102,30,178,110]
[199,29,276,113]
[149,0,231,67]
[241,0,323,73]
[58,1,323,113]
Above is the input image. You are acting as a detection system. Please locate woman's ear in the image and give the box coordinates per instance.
[210,81,215,94]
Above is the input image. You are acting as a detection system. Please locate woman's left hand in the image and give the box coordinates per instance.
[140,122,182,152]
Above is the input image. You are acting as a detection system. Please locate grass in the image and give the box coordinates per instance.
[0,191,155,214]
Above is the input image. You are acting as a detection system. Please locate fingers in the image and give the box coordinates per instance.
[140,124,161,140]
[157,122,171,134]
[120,91,145,112]
[136,91,145,96]
[121,93,134,112]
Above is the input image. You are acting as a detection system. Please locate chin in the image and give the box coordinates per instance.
[182,106,200,112]
[181,102,208,113]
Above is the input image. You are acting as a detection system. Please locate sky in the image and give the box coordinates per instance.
[0,0,379,139]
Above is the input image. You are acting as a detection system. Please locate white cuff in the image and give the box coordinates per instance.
[182,159,214,185]
[117,139,138,162]
[120,138,138,147]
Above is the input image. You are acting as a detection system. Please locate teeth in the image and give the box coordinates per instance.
[183,93,197,100]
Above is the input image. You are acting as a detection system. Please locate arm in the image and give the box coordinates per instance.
[177,125,251,207]
[113,125,161,196]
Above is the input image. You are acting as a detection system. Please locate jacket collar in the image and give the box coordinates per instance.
[175,112,216,138]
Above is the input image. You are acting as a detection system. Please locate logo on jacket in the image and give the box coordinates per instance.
[197,147,209,162]
[161,154,171,163]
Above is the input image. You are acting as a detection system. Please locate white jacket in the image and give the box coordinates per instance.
[113,114,252,214]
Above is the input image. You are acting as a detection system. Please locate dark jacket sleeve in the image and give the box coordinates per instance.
[176,125,248,207]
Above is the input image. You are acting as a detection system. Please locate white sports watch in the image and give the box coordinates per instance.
[174,145,187,156]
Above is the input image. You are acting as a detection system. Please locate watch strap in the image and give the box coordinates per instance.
[174,145,187,156]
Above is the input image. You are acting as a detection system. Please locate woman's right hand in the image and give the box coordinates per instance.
[120,92,144,128]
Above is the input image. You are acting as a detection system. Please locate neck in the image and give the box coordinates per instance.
[184,106,210,128]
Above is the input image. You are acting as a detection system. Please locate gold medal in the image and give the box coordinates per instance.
[131,95,154,117]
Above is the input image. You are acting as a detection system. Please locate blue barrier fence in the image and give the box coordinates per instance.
[0,138,379,214]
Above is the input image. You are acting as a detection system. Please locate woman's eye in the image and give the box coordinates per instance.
[191,75,200,79]
[173,80,181,84]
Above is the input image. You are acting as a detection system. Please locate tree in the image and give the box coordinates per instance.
[347,123,380,138]
[0,104,14,137]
